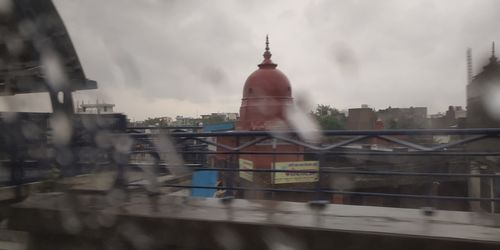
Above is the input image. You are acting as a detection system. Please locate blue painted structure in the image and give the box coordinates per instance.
[202,122,234,132]
[191,170,218,197]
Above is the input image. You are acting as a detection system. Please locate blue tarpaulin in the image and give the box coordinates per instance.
[191,170,218,197]
[202,122,234,132]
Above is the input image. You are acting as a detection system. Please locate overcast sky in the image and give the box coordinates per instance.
[34,0,500,120]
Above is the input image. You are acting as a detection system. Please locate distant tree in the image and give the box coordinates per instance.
[138,117,173,127]
[392,117,428,129]
[389,119,398,129]
[201,116,225,125]
[311,104,346,130]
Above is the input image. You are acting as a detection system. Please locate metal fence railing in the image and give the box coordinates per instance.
[124,128,500,212]
[2,126,500,212]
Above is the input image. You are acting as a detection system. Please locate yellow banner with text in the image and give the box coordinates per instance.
[239,159,254,182]
[273,161,319,184]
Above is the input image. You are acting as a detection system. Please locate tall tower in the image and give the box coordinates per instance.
[467,48,473,85]
[466,42,500,128]
[465,43,500,213]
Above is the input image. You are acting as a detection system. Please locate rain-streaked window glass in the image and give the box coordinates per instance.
[1,0,500,249]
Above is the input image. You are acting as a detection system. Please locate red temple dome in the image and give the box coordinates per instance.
[237,36,294,130]
[242,36,292,98]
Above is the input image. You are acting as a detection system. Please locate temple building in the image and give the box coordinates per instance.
[218,37,307,200]
[236,36,293,130]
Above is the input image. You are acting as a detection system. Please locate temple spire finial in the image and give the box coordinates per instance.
[258,34,277,68]
[265,34,270,52]
[262,34,272,61]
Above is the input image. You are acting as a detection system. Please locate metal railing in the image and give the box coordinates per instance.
[123,128,500,212]
[1,126,500,212]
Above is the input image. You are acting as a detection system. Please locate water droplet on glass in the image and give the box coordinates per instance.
[41,50,68,91]
[153,133,188,176]
[263,229,305,250]
[95,130,113,149]
[330,175,354,191]
[2,112,18,123]
[6,35,25,55]
[106,188,127,206]
[57,91,64,104]
[118,223,153,250]
[21,121,41,140]
[97,212,117,228]
[285,92,322,144]
[17,20,36,38]
[213,226,243,250]
[0,0,12,14]
[55,147,73,166]
[61,213,82,234]
[50,112,73,145]
[483,82,500,121]
[113,134,134,154]
[286,104,321,144]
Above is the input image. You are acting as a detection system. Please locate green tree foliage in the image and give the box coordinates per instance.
[388,117,428,129]
[311,104,346,130]
[201,116,225,125]
[142,117,171,126]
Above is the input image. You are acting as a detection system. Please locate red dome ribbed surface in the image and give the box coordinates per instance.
[243,67,291,98]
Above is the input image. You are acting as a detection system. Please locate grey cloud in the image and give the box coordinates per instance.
[48,0,500,120]
[55,0,253,103]
[329,41,359,78]
[300,0,500,113]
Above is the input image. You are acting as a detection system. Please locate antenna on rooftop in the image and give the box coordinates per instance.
[467,48,473,84]
[492,41,496,57]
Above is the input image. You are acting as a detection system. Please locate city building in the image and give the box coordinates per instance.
[76,100,115,114]
[199,112,238,126]
[346,105,377,130]
[429,106,466,129]
[377,106,428,129]
[157,116,173,125]
[347,105,428,130]
[172,116,201,126]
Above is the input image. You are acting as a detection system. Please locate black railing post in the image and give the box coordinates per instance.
[223,136,238,201]
[9,147,24,200]
[422,180,439,216]
[271,138,277,200]
[490,176,496,214]
[5,120,26,200]
[111,146,128,194]
[309,152,328,208]
[150,151,161,195]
